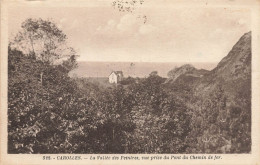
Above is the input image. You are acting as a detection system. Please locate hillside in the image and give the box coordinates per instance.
[166,32,251,100]
[194,31,251,103]
[166,64,210,84]
[185,31,252,153]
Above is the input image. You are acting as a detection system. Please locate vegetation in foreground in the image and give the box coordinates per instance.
[8,18,251,154]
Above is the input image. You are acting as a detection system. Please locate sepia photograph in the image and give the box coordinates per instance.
[1,0,260,164]
[5,0,253,154]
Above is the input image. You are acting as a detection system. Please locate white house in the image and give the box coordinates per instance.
[109,71,123,84]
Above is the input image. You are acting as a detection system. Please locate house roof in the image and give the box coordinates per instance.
[109,71,123,76]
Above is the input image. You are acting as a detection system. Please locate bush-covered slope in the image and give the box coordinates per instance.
[167,64,210,83]
[195,32,251,100]
[186,32,251,153]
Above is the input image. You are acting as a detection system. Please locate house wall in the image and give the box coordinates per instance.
[109,73,117,83]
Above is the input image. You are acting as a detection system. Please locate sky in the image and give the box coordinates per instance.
[8,0,251,63]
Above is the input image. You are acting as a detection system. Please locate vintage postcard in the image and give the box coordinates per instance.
[1,0,260,164]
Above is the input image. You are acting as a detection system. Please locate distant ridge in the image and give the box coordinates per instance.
[166,64,210,83]
[69,62,216,78]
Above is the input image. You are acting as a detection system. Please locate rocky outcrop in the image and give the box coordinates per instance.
[166,64,209,84]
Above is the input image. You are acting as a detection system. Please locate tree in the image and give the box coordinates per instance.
[10,18,78,86]
[8,19,82,154]
[10,18,76,64]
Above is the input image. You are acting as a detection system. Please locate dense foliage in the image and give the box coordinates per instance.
[185,85,251,153]
[8,49,190,153]
[8,19,251,154]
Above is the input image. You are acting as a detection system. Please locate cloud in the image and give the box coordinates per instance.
[209,28,223,38]
[70,19,79,29]
[57,18,67,29]
[238,18,246,25]
[97,19,117,33]
[96,14,158,36]
[60,18,67,23]
[58,18,79,30]
[96,14,147,36]
[139,24,157,35]
[116,14,138,32]
[96,14,138,34]
[108,19,116,26]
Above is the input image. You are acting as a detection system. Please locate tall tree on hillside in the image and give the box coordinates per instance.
[10,18,77,85]
[10,18,76,64]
